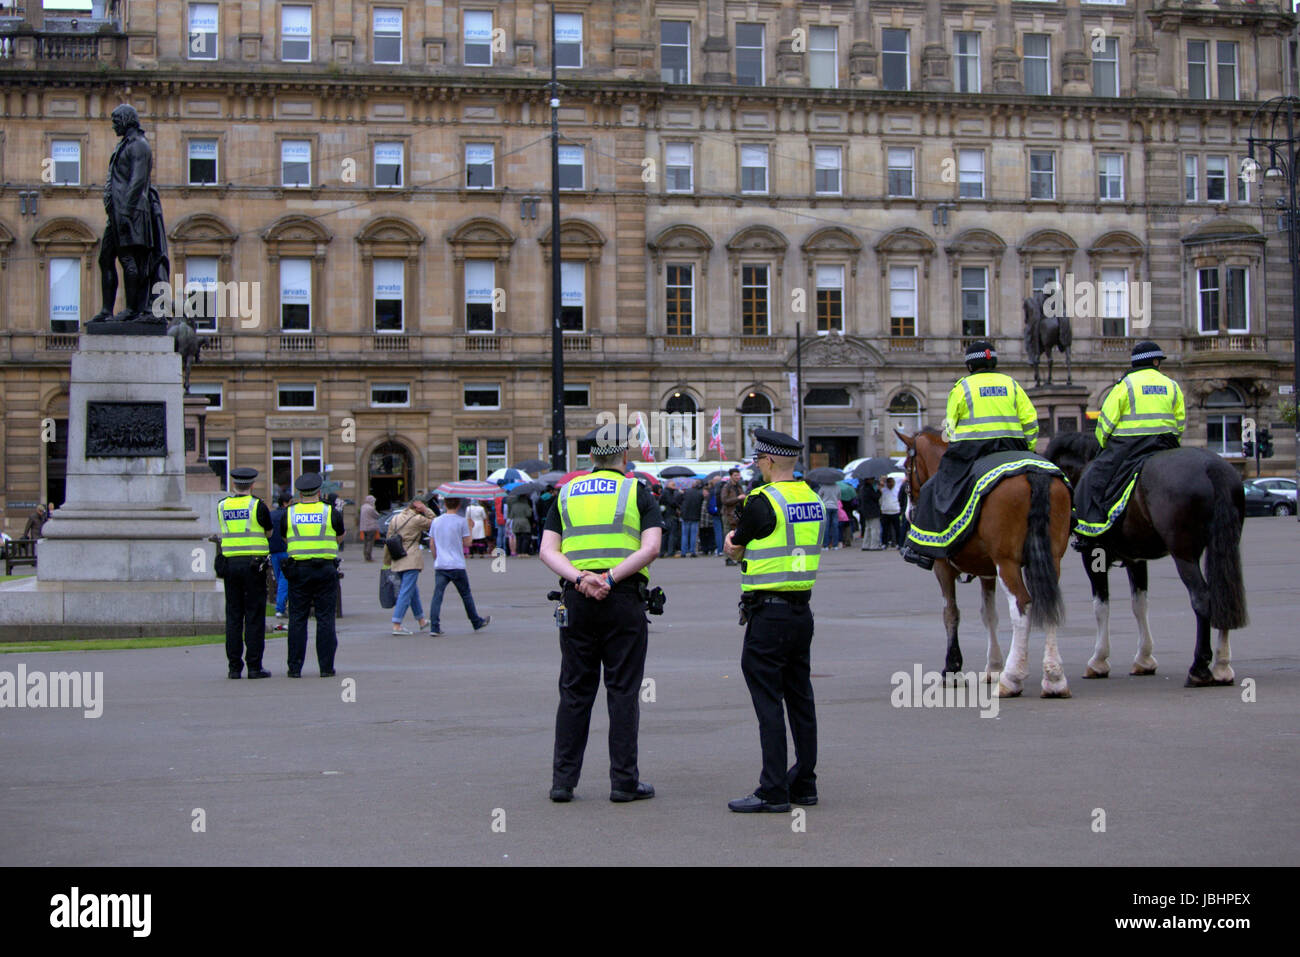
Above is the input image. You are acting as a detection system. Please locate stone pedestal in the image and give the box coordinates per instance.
[0,335,223,638]
[1026,384,1092,443]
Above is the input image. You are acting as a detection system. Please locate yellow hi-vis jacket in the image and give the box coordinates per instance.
[558,472,649,581]
[740,481,823,592]
[217,495,269,557]
[946,371,1039,448]
[1095,367,1186,448]
[286,501,338,560]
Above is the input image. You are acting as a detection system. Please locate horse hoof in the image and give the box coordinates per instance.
[997,684,1022,699]
[979,670,1001,685]
[943,672,968,688]
[1040,688,1072,699]
[1083,667,1109,679]
[1184,672,1216,688]
[1211,676,1236,687]
[1130,665,1157,676]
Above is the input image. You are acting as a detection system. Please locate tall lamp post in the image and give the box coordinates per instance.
[1246,95,1300,503]
[548,3,566,471]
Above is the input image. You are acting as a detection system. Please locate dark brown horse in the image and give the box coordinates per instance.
[1045,432,1247,687]
[898,428,1073,698]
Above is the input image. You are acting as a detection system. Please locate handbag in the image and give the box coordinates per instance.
[378,568,398,609]
[384,512,408,560]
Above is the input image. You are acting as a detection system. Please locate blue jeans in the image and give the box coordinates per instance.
[680,520,699,556]
[823,516,840,549]
[430,568,485,632]
[712,515,725,554]
[392,568,424,625]
[269,551,289,614]
[495,522,510,553]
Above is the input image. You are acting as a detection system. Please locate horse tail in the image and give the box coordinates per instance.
[1206,464,1248,631]
[1022,471,1065,630]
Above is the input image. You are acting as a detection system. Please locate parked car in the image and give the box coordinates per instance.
[1244,477,1296,503]
[1243,483,1295,517]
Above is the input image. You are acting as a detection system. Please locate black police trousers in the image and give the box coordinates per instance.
[224,557,267,672]
[552,585,648,792]
[741,598,817,803]
[287,559,338,674]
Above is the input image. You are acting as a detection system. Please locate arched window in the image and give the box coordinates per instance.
[1205,386,1245,457]
[888,391,922,453]
[740,392,773,457]
[664,391,697,458]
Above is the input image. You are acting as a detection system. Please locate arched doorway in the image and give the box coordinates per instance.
[368,441,413,511]
[43,393,69,509]
[888,391,922,454]
[664,391,697,459]
[740,391,773,458]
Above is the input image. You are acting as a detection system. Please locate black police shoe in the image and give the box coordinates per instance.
[549,786,574,803]
[790,793,818,807]
[287,669,302,678]
[227,669,242,679]
[247,668,271,679]
[900,545,935,570]
[728,792,791,813]
[320,670,335,678]
[609,781,655,803]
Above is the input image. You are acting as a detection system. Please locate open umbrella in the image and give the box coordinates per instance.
[509,480,546,496]
[513,459,549,474]
[435,480,507,499]
[851,458,898,480]
[626,470,661,487]
[805,467,845,484]
[669,476,697,491]
[555,470,592,486]
[485,467,529,485]
[703,470,728,482]
[537,471,566,485]
[659,465,697,478]
[838,480,858,501]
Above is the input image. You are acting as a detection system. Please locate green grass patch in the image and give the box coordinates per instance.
[0,634,287,654]
[0,572,36,582]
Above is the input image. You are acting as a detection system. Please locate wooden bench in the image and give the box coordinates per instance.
[3,538,37,575]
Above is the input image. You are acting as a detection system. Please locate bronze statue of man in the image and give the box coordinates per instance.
[90,104,168,324]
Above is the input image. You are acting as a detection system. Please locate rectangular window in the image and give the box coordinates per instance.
[564,385,590,407]
[370,383,410,407]
[277,385,316,410]
[1206,155,1228,203]
[560,261,585,332]
[1185,156,1198,202]
[814,146,841,195]
[741,265,769,336]
[188,3,218,60]
[1098,153,1124,200]
[1225,267,1248,333]
[815,265,844,334]
[958,149,984,199]
[373,258,404,332]
[889,266,917,337]
[665,143,693,193]
[485,439,508,475]
[1100,266,1128,337]
[887,147,914,197]
[188,138,218,185]
[882,29,910,92]
[463,385,501,409]
[281,5,312,62]
[1032,267,1059,298]
[49,256,80,333]
[374,7,402,64]
[280,258,311,331]
[272,439,294,493]
[457,439,478,481]
[191,383,223,410]
[555,12,583,68]
[740,144,768,194]
[1198,267,1220,334]
[809,26,838,88]
[665,265,694,336]
[1024,34,1050,95]
[374,141,403,187]
[464,10,493,66]
[558,145,584,190]
[51,140,80,185]
[736,23,764,87]
[955,32,980,93]
[1188,40,1208,99]
[184,256,219,331]
[281,140,311,187]
[1237,158,1250,203]
[960,267,987,337]
[1216,41,1238,100]
[1029,150,1056,200]
[466,143,494,189]
[465,260,495,333]
[1206,415,1243,456]
[300,438,323,477]
[661,21,690,84]
[207,438,229,490]
[1093,37,1118,97]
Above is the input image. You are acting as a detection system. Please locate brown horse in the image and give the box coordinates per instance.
[897,428,1074,698]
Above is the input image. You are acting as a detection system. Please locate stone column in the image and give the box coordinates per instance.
[991,0,1023,93]
[701,0,731,84]
[921,0,951,91]
[1131,0,1161,97]
[1061,0,1091,96]
[849,0,877,90]
[775,0,803,86]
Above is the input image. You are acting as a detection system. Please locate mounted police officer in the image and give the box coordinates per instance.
[902,341,1039,570]
[218,467,273,679]
[1073,340,1185,538]
[539,425,663,804]
[280,472,345,678]
[723,428,822,813]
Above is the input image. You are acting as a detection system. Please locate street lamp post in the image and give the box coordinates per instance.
[548,3,566,472]
[1246,95,1300,509]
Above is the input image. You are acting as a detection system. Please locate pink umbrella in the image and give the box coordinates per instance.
[435,480,507,498]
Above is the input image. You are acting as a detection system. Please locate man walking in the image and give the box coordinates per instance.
[359,494,381,561]
[720,468,746,566]
[428,498,491,637]
[679,480,703,557]
[217,467,274,679]
[540,426,662,804]
[858,478,882,550]
[724,429,822,812]
[281,472,344,677]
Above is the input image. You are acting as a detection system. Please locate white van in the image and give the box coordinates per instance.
[628,459,748,481]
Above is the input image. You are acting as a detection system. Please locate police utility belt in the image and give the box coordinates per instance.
[738,590,810,625]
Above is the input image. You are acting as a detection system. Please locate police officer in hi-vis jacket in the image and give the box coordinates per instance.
[280,472,345,678]
[218,467,274,679]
